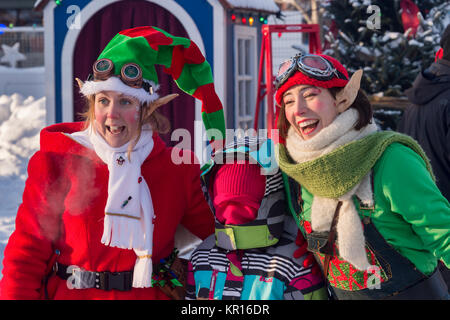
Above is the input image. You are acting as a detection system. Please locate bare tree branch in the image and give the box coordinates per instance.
[286,0,312,24]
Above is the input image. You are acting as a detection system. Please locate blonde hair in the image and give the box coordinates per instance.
[80,95,171,160]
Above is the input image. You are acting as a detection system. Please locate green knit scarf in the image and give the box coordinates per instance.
[277,131,434,198]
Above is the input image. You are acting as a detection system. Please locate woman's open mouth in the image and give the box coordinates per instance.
[106,125,125,135]
[298,119,319,136]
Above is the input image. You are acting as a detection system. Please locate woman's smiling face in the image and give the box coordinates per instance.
[283,85,339,140]
[94,91,141,147]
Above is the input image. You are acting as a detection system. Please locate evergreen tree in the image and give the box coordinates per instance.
[323,0,450,96]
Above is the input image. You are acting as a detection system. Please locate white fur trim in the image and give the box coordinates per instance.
[80,77,159,104]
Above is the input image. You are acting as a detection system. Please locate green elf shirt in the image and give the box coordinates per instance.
[279,139,450,276]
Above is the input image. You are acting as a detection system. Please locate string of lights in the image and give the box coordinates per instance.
[230,11,268,25]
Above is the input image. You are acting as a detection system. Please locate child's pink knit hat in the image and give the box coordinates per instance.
[212,162,266,225]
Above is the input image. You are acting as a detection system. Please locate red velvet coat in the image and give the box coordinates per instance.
[0,122,214,299]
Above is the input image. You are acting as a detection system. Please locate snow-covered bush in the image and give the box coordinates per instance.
[323,0,450,96]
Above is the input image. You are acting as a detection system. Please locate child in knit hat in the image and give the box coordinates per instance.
[186,137,327,300]
[212,162,266,226]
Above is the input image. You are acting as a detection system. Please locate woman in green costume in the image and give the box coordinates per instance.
[274,53,450,299]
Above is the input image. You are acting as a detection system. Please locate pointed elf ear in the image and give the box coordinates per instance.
[335,69,363,113]
[75,78,84,90]
[143,93,179,119]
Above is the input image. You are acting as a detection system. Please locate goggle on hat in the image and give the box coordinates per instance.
[275,53,349,106]
[78,26,226,141]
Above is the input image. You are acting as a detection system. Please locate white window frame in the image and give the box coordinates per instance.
[233,25,257,130]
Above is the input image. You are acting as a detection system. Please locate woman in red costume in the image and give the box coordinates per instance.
[0,26,225,300]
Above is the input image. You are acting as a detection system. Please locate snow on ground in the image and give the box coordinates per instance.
[0,93,46,278]
[0,66,45,98]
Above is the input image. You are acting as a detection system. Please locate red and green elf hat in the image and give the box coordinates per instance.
[79,26,225,141]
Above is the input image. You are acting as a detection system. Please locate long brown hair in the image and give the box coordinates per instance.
[277,88,373,140]
[79,95,171,160]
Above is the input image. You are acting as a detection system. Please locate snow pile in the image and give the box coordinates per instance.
[0,93,46,278]
[0,94,45,177]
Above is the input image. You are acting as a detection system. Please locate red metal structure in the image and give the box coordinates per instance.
[254,24,322,135]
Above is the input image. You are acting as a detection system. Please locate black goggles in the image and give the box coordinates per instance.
[87,58,153,94]
[275,53,348,89]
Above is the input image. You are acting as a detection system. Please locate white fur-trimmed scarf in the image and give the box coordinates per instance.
[285,109,378,270]
[70,124,155,287]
